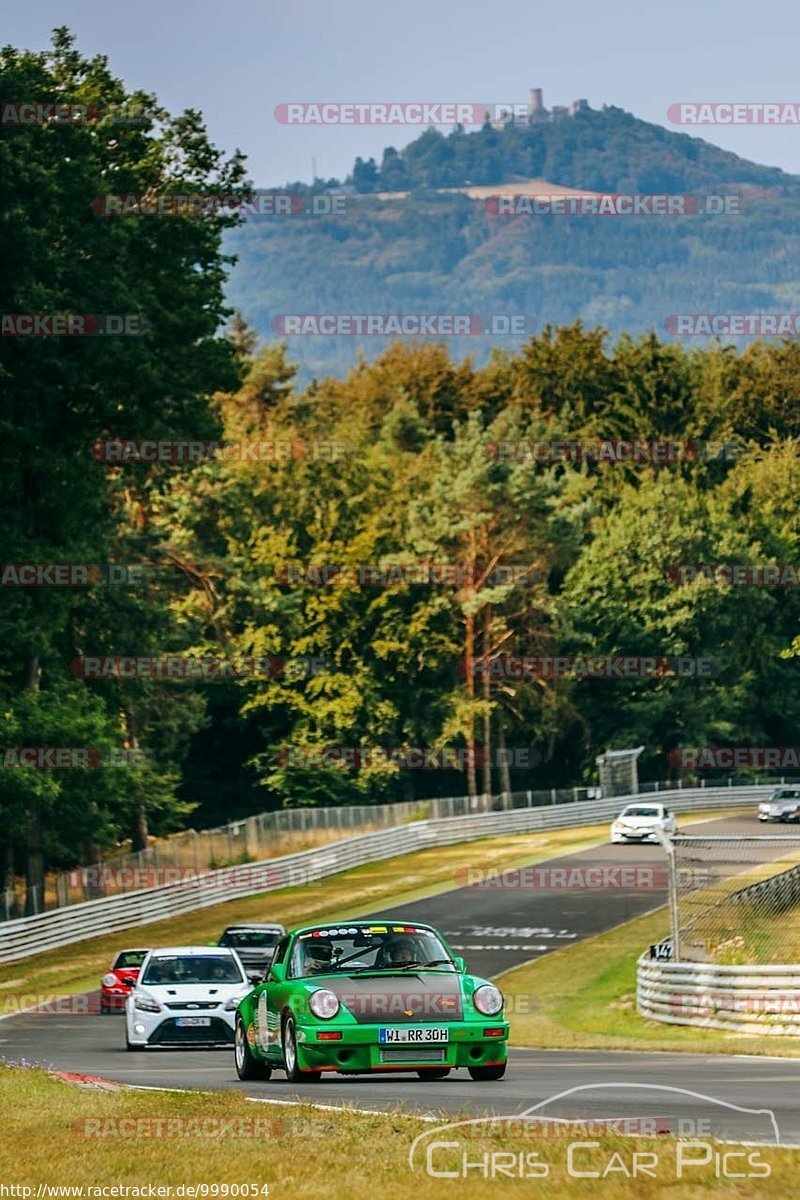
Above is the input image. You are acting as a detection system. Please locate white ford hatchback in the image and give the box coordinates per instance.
[125,946,252,1050]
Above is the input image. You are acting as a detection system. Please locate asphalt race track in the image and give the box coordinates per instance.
[3,812,800,1144]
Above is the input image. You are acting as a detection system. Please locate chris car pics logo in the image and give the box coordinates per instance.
[408,1084,779,1181]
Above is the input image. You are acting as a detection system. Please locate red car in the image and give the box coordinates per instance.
[100,948,149,1013]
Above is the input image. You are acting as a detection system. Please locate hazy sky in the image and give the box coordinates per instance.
[6,1,800,185]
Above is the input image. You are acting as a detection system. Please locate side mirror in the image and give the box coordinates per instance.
[268,961,286,983]
[247,972,263,986]
[453,956,466,973]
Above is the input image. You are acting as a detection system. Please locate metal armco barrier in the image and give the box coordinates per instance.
[730,861,800,913]
[637,956,800,1035]
[0,785,769,963]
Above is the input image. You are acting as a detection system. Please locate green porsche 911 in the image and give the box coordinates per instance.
[233,919,508,1082]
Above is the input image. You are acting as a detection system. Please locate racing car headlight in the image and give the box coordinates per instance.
[309,989,340,1019]
[102,974,118,988]
[133,994,162,1013]
[473,984,503,1016]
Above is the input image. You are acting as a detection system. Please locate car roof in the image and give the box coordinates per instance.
[292,919,436,936]
[147,946,239,956]
[223,924,285,931]
[114,948,150,954]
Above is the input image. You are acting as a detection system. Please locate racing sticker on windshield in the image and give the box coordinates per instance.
[299,926,362,939]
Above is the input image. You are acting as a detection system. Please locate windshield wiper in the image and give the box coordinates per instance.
[391,958,455,971]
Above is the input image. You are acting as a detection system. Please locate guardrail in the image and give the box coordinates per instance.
[0,784,769,964]
[730,862,800,914]
[12,773,786,920]
[637,956,800,1035]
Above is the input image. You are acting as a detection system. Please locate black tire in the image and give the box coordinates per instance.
[235,1015,271,1081]
[417,1068,451,1080]
[282,1014,321,1083]
[100,1002,109,1015]
[468,1062,506,1081]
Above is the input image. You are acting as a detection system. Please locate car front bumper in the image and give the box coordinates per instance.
[293,1020,509,1073]
[100,989,131,1010]
[127,1009,236,1047]
[611,829,661,842]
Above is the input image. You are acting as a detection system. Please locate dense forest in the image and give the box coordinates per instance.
[2,34,800,903]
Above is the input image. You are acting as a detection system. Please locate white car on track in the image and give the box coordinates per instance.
[610,802,677,845]
[125,946,255,1051]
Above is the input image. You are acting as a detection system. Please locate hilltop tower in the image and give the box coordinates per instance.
[527,88,548,122]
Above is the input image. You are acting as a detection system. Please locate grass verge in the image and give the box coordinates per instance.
[1,1064,798,1197]
[498,904,800,1058]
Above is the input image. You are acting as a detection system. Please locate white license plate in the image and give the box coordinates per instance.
[379,1027,448,1044]
[175,1016,211,1027]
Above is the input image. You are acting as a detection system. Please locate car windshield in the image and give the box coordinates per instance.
[621,807,660,818]
[113,950,147,969]
[773,791,800,801]
[288,925,453,978]
[220,930,281,948]
[140,955,245,985]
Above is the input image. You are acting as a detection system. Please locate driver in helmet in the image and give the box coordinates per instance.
[381,935,419,966]
[303,939,334,974]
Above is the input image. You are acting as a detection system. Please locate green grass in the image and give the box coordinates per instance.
[1,1064,798,1197]
[498,904,800,1058]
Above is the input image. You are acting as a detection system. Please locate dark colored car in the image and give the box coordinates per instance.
[100,948,149,1013]
[217,924,286,978]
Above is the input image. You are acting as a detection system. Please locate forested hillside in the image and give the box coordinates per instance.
[227,107,800,379]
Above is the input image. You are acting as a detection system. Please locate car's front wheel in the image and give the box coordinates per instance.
[468,1063,506,1081]
[282,1014,321,1083]
[234,1016,271,1081]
